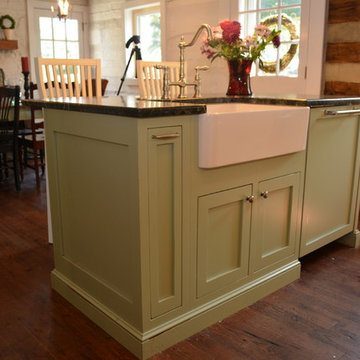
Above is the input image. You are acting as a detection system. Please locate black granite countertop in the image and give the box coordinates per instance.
[176,93,360,108]
[22,95,207,118]
[23,93,360,118]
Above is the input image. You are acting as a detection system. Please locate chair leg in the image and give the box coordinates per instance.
[19,145,24,181]
[0,153,3,181]
[33,147,41,188]
[3,152,9,178]
[13,147,21,191]
[40,149,45,175]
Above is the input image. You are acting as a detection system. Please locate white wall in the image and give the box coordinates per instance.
[88,0,124,94]
[88,0,231,96]
[164,0,231,95]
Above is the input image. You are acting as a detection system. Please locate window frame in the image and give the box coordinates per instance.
[124,1,164,79]
[27,0,90,76]
[38,15,81,59]
[230,0,328,95]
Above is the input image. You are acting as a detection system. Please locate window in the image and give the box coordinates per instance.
[238,0,301,78]
[132,5,161,62]
[124,2,162,79]
[231,0,327,95]
[27,1,89,75]
[39,17,80,58]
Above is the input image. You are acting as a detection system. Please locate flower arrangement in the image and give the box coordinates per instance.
[201,20,281,65]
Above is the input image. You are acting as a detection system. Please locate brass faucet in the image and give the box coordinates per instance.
[156,24,213,99]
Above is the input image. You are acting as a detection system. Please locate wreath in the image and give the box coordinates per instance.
[0,14,16,29]
[259,14,298,73]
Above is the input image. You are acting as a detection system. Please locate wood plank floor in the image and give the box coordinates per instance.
[1,171,360,360]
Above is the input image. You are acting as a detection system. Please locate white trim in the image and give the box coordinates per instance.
[27,0,90,76]
[304,0,328,95]
[123,0,163,79]
[230,0,327,96]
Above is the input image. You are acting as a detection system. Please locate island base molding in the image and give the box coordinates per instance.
[337,229,360,248]
[51,261,300,360]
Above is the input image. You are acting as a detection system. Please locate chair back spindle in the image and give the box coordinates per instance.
[35,58,102,99]
[137,60,187,99]
[0,86,21,190]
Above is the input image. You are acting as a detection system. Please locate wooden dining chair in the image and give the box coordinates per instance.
[0,86,21,191]
[35,58,102,99]
[18,82,45,188]
[136,60,187,99]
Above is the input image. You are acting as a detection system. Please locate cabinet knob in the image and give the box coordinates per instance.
[246,195,255,203]
[260,191,269,199]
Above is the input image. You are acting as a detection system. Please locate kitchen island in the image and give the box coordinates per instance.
[24,94,360,359]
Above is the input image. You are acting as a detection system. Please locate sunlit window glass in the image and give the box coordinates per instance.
[39,17,80,59]
[137,12,161,61]
[132,6,161,62]
[238,0,301,77]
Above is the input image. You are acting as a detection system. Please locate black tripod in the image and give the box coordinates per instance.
[117,35,142,96]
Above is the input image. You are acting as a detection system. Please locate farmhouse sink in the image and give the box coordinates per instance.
[198,103,310,168]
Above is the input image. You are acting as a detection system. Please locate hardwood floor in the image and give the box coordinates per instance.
[1,171,360,360]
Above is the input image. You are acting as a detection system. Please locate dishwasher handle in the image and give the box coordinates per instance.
[324,109,360,116]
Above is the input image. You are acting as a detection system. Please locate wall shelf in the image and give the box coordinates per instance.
[0,40,18,50]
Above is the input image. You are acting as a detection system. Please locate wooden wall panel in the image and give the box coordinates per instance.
[326,43,360,63]
[328,0,360,24]
[324,81,360,96]
[325,1,360,96]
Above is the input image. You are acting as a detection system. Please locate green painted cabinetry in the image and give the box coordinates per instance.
[197,185,252,298]
[45,108,305,359]
[251,173,301,273]
[147,127,183,317]
[300,106,360,256]
[196,172,301,300]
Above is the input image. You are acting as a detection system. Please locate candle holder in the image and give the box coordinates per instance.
[22,71,30,99]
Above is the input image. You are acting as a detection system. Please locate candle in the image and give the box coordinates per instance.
[21,57,29,73]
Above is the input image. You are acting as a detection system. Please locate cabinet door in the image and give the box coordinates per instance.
[301,110,360,256]
[251,173,300,273]
[197,185,252,298]
[148,126,182,318]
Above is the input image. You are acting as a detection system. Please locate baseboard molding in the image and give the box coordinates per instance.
[51,261,300,360]
[337,229,360,248]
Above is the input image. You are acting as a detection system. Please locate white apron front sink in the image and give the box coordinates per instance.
[198,103,310,168]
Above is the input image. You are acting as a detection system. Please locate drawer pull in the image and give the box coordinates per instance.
[246,195,255,203]
[152,133,180,140]
[260,191,269,199]
[324,109,360,116]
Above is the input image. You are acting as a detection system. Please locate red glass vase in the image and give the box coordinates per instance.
[226,59,253,96]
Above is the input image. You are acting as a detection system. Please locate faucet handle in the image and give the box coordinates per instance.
[194,66,209,98]
[195,65,209,72]
[154,65,170,100]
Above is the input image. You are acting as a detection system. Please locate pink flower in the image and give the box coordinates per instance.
[245,35,254,46]
[255,24,271,39]
[200,42,216,60]
[212,26,223,40]
[220,20,241,44]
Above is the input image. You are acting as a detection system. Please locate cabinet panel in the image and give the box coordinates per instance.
[251,173,300,273]
[301,110,360,256]
[197,185,252,298]
[148,127,182,317]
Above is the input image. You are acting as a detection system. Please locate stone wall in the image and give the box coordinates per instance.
[0,0,29,84]
[325,0,360,95]
[88,0,124,95]
[0,0,88,87]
